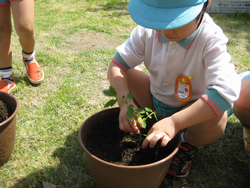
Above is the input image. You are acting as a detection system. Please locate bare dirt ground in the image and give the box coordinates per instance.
[61,29,124,53]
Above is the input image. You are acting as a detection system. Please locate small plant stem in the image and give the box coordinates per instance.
[134,117,142,142]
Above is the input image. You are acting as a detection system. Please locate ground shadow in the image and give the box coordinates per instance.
[14,75,41,88]
[86,1,130,22]
[86,0,129,12]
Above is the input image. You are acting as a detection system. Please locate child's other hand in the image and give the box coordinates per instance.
[142,117,178,149]
[119,103,140,134]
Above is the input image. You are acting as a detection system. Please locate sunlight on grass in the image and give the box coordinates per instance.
[212,13,250,73]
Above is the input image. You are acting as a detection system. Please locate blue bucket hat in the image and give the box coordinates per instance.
[129,0,207,30]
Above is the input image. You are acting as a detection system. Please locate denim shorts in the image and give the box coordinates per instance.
[152,95,183,117]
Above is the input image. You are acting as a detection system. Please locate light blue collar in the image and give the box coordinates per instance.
[157,20,204,49]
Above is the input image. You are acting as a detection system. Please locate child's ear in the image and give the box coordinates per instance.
[207,0,212,7]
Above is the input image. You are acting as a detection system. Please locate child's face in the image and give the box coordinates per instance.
[155,17,200,42]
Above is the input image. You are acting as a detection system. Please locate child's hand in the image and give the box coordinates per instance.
[118,102,140,134]
[142,117,178,149]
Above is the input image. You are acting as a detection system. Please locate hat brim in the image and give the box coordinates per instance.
[129,0,204,30]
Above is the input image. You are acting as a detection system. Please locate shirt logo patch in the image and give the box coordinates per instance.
[175,75,193,103]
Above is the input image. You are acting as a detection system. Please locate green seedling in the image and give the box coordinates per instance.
[103,86,158,142]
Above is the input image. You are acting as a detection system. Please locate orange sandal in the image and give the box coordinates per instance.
[23,57,44,84]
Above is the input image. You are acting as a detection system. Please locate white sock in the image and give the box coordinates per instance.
[181,132,202,148]
[22,50,35,60]
[0,67,13,79]
[181,132,186,143]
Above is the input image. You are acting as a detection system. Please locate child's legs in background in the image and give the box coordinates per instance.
[183,103,228,147]
[230,74,250,153]
[11,0,35,53]
[127,66,154,110]
[232,77,250,126]
[0,5,12,68]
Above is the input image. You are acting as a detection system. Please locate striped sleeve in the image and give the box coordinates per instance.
[201,89,231,116]
[112,53,130,72]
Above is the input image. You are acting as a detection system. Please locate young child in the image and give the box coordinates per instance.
[0,0,44,93]
[107,0,241,177]
[228,72,250,155]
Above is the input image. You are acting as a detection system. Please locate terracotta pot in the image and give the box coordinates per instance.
[79,107,180,188]
[0,91,19,166]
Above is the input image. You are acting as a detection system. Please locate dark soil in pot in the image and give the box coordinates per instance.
[0,100,10,123]
[85,112,178,166]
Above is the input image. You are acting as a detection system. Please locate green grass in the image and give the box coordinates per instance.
[0,1,250,187]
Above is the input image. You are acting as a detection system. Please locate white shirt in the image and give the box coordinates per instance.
[113,13,241,115]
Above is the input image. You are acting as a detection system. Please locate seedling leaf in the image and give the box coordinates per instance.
[140,120,147,128]
[154,113,159,121]
[127,106,134,120]
[127,93,133,101]
[103,86,117,97]
[136,114,143,118]
[136,109,146,114]
[145,107,153,112]
[104,99,117,107]
[103,89,112,97]
[128,104,134,109]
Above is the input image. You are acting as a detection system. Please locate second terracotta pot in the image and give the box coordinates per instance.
[0,91,19,167]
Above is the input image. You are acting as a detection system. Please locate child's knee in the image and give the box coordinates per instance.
[204,112,227,134]
[233,78,250,120]
[15,24,34,38]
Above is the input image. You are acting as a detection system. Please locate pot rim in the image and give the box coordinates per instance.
[78,107,181,169]
[0,91,19,127]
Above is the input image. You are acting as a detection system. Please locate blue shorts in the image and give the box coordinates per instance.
[227,71,250,117]
[152,95,183,117]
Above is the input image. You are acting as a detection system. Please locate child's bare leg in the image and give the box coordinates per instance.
[11,0,35,53]
[11,0,44,85]
[0,5,12,68]
[167,108,227,177]
[232,78,250,126]
[127,67,154,109]
[0,6,15,93]
[184,111,227,147]
[232,77,250,154]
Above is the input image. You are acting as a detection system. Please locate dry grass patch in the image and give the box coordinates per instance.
[61,29,124,53]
